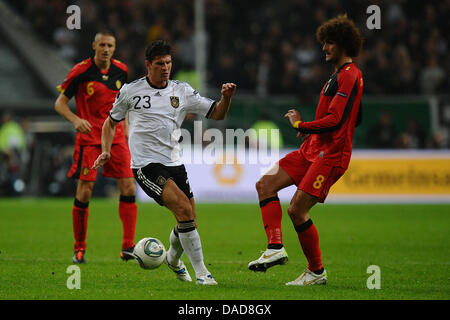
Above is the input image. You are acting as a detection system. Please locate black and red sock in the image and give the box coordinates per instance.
[259,196,283,249]
[119,195,137,250]
[72,198,89,251]
[295,218,323,273]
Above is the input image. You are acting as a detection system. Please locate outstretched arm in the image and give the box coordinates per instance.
[209,83,237,120]
[92,117,118,169]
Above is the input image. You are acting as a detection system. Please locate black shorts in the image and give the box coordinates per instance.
[133,163,193,206]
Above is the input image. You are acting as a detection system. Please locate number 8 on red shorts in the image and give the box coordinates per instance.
[278,149,346,203]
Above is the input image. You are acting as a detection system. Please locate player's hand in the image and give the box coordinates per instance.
[92,152,111,170]
[221,83,237,98]
[297,132,310,140]
[284,109,302,126]
[72,117,92,133]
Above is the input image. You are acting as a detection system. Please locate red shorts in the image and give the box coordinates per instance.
[68,143,133,181]
[278,149,346,203]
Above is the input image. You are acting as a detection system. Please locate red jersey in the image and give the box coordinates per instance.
[297,62,363,169]
[57,57,128,146]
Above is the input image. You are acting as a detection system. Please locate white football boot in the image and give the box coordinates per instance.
[286,268,328,286]
[248,247,288,272]
[165,257,192,282]
[196,274,218,285]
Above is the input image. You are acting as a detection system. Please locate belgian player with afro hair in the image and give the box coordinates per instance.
[249,14,364,286]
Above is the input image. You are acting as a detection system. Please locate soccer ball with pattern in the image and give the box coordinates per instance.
[133,237,167,270]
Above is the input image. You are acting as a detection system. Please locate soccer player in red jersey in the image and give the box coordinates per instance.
[248,15,364,286]
[54,31,137,264]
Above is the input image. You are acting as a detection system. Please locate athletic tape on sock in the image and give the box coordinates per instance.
[74,198,89,209]
[294,218,313,233]
[259,196,280,208]
[177,220,196,233]
[119,195,136,203]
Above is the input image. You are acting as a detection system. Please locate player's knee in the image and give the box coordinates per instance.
[288,203,303,218]
[77,183,94,202]
[118,179,136,196]
[121,183,136,196]
[255,180,262,193]
[288,204,309,225]
[255,177,270,195]
[77,191,91,203]
[287,204,296,218]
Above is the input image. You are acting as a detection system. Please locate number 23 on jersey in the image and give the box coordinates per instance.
[132,95,151,109]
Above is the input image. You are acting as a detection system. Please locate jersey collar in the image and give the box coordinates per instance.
[146,76,168,90]
[91,56,110,74]
[336,62,353,74]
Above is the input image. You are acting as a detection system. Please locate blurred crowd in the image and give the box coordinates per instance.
[365,111,448,149]
[0,112,31,196]
[7,0,449,99]
[0,111,96,197]
[2,0,449,196]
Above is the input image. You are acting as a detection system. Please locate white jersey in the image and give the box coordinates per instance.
[110,77,216,168]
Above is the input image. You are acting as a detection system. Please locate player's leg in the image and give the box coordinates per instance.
[68,144,98,264]
[190,197,198,227]
[166,167,202,282]
[104,142,138,260]
[249,151,308,272]
[256,164,294,248]
[72,179,95,263]
[162,179,216,285]
[286,190,327,286]
[116,177,137,260]
[286,164,345,286]
[163,197,198,282]
[288,190,323,269]
[167,226,184,265]
[248,165,293,272]
[166,196,197,263]
[132,164,192,282]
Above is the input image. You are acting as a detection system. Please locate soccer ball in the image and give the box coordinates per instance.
[133,237,167,270]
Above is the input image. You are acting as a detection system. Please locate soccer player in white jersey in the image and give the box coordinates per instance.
[93,40,236,285]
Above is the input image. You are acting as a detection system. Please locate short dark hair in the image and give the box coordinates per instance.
[94,30,115,42]
[145,40,172,62]
[316,14,363,58]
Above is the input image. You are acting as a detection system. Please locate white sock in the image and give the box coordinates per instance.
[166,227,183,266]
[178,228,209,277]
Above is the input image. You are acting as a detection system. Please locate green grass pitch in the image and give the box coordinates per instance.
[0,198,449,300]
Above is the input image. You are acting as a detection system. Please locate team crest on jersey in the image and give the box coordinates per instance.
[82,167,89,176]
[156,176,167,186]
[170,96,180,108]
[116,80,122,89]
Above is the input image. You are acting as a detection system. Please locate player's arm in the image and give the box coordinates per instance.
[55,62,93,133]
[286,73,359,134]
[92,117,118,169]
[208,83,237,120]
[54,93,92,133]
[123,112,130,141]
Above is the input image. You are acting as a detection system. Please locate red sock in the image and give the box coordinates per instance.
[295,219,323,272]
[260,196,283,246]
[119,195,137,250]
[73,199,89,251]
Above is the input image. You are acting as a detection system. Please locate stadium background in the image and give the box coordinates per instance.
[0,0,448,202]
